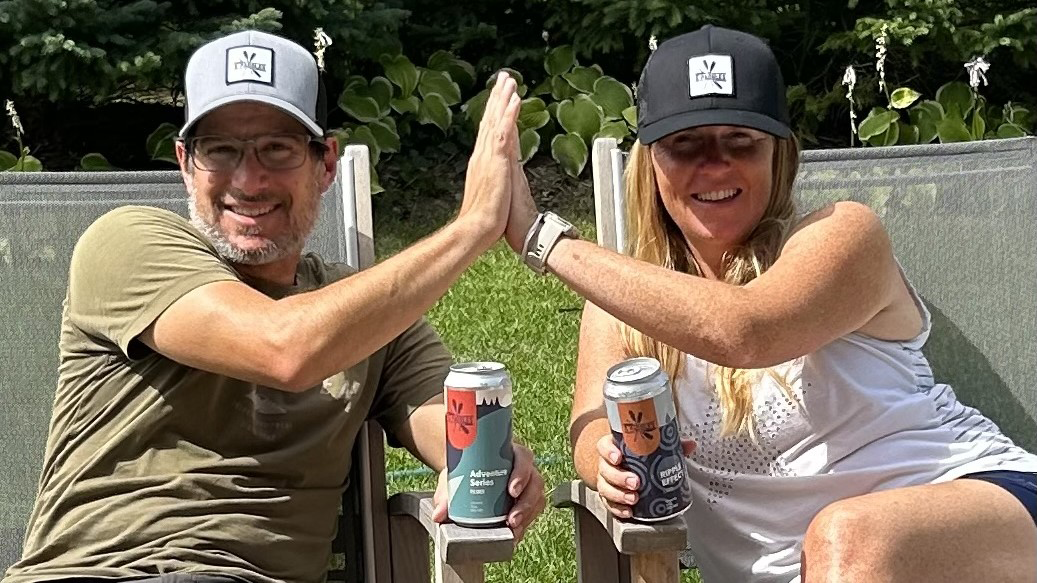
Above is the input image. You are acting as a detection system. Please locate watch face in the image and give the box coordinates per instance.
[549,213,578,236]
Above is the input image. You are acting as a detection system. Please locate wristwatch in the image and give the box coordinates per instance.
[522,211,579,275]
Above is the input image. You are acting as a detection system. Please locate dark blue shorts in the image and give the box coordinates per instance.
[960,470,1037,525]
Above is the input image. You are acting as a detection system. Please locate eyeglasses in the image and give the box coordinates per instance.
[186,134,325,172]
[655,131,772,160]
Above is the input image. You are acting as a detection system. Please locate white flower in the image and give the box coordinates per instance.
[842,65,857,94]
[5,100,23,137]
[842,65,858,127]
[649,35,658,51]
[874,24,889,97]
[874,24,888,96]
[313,28,333,72]
[964,56,990,90]
[542,30,549,43]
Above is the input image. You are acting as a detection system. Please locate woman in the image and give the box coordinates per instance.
[497,25,1037,583]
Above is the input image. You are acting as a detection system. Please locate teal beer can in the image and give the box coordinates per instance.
[445,362,514,526]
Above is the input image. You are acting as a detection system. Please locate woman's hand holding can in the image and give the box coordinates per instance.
[595,434,641,519]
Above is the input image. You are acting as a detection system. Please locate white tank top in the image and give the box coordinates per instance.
[676,278,1037,583]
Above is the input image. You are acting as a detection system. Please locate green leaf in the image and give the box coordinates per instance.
[594,120,631,142]
[562,66,602,93]
[339,93,382,123]
[80,152,114,171]
[970,111,986,140]
[519,128,541,164]
[382,54,420,97]
[367,118,401,154]
[369,77,393,113]
[936,116,972,143]
[857,108,899,141]
[936,81,975,120]
[557,94,604,146]
[462,89,490,126]
[519,98,550,131]
[1005,104,1031,128]
[913,100,945,122]
[0,150,17,171]
[865,121,899,147]
[347,125,382,166]
[909,108,939,144]
[551,132,589,177]
[391,95,420,115]
[419,69,462,106]
[147,122,178,163]
[343,75,368,92]
[996,123,1027,139]
[551,75,577,101]
[622,105,638,128]
[545,45,576,76]
[896,122,919,145]
[417,93,452,132]
[531,78,553,96]
[13,154,43,171]
[591,76,634,120]
[427,50,475,89]
[889,87,922,110]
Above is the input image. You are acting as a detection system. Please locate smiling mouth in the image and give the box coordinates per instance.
[693,188,740,202]
[225,204,279,218]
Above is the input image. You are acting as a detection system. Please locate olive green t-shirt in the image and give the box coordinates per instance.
[4,206,450,583]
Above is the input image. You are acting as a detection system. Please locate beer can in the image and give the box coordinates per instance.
[604,357,691,522]
[445,361,514,527]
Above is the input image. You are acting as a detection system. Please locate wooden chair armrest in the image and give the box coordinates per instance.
[551,479,687,555]
[387,491,515,565]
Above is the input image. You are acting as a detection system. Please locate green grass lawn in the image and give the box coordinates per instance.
[373,197,702,582]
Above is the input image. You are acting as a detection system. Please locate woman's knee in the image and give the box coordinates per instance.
[802,497,894,580]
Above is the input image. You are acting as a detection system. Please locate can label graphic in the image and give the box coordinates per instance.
[446,362,514,526]
[604,357,691,522]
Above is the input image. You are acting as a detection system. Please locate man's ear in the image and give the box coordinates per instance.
[319,136,339,193]
[175,140,193,187]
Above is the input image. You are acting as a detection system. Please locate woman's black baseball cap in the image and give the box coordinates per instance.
[636,25,791,144]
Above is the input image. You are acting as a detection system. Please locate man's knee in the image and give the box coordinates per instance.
[802,497,893,582]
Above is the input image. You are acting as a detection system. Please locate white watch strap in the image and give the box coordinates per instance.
[523,212,577,275]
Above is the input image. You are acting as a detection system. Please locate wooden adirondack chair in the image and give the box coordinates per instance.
[552,136,1037,583]
[0,145,514,583]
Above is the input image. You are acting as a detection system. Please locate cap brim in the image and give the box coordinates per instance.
[639,109,791,144]
[179,95,324,138]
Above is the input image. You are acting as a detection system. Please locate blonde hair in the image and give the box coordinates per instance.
[619,135,801,437]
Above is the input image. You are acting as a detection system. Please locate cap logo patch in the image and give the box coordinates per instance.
[688,54,733,97]
[226,45,274,85]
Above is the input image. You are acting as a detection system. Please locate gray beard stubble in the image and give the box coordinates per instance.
[187,177,322,266]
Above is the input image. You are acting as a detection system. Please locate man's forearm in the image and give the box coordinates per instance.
[271,218,494,389]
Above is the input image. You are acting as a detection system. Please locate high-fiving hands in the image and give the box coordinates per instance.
[458,72,523,251]
[459,71,541,256]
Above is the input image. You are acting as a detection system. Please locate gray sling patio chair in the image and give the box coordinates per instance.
[0,145,514,583]
[552,136,1037,583]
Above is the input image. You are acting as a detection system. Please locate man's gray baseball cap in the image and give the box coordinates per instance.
[180,30,327,138]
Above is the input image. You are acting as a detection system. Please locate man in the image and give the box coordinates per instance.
[4,30,542,583]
